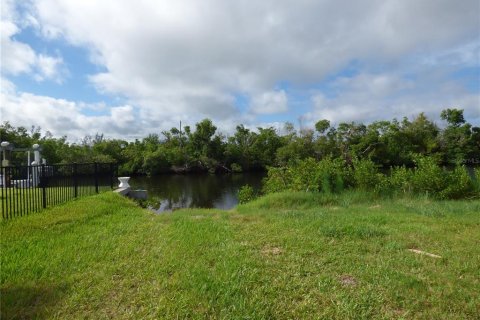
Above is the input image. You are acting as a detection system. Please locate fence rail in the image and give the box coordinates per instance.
[1,162,116,219]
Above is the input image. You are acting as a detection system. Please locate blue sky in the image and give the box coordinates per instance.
[1,0,479,140]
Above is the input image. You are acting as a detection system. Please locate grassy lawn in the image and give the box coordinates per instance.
[1,192,479,319]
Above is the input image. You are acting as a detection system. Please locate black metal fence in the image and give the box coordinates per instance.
[1,163,117,219]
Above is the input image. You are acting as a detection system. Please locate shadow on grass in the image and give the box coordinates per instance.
[321,224,387,239]
[1,283,67,320]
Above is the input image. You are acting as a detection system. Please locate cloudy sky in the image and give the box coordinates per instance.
[1,0,479,140]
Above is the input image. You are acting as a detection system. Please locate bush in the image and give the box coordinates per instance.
[262,154,478,200]
[142,150,170,175]
[410,155,447,198]
[385,166,413,196]
[441,165,475,199]
[238,184,256,204]
[290,158,322,192]
[230,163,243,173]
[351,158,382,190]
[263,167,292,194]
[383,156,478,199]
[316,157,349,193]
[473,168,480,194]
[263,157,348,194]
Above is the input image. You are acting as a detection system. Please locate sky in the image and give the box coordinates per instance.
[1,0,479,141]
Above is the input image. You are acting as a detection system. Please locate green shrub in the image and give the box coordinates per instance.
[373,174,391,196]
[264,157,348,194]
[410,155,447,198]
[263,167,292,194]
[230,163,243,173]
[317,157,349,193]
[382,160,478,199]
[142,150,170,175]
[238,184,256,204]
[334,174,345,193]
[440,166,474,199]
[262,154,478,200]
[290,158,320,192]
[472,168,480,194]
[321,174,332,194]
[351,158,382,190]
[386,166,413,196]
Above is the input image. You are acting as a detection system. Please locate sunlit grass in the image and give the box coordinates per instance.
[1,192,479,319]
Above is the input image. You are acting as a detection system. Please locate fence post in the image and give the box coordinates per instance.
[73,163,78,198]
[94,162,99,193]
[1,166,7,219]
[109,163,114,189]
[41,164,47,209]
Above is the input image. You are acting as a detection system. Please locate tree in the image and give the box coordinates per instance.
[276,128,315,165]
[403,113,439,155]
[251,127,284,168]
[225,125,257,170]
[439,109,473,164]
[441,108,465,127]
[315,119,330,134]
[185,119,226,171]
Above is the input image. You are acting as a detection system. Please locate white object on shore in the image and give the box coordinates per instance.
[408,249,442,259]
[118,177,131,188]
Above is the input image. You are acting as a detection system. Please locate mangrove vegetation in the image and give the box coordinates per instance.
[1,108,479,176]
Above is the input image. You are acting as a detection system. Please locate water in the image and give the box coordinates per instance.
[128,172,265,212]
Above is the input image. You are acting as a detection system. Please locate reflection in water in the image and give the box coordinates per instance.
[129,173,264,213]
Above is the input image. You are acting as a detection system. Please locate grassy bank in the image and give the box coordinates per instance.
[1,192,479,319]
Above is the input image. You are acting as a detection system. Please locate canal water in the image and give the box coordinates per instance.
[129,172,265,212]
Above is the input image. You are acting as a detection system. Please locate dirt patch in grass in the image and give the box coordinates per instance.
[261,245,283,256]
[230,214,260,224]
[339,275,358,287]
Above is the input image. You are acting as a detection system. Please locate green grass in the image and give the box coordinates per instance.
[1,191,479,319]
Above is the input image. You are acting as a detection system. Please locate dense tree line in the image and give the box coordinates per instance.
[1,108,479,175]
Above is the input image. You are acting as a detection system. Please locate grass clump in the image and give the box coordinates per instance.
[237,184,257,204]
[320,224,387,239]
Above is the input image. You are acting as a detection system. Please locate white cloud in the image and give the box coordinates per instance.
[1,0,479,137]
[307,72,480,125]
[31,0,479,102]
[110,105,135,128]
[34,54,64,82]
[251,90,288,114]
[421,41,480,67]
[0,1,65,82]
[0,82,252,140]
[0,82,142,140]
[0,20,36,75]
[0,77,16,94]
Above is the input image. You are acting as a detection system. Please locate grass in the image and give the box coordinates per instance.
[1,191,479,319]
